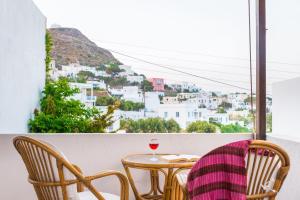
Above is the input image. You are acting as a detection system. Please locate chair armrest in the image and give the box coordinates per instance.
[72,164,84,192]
[84,170,129,200]
[176,171,189,194]
[246,191,277,199]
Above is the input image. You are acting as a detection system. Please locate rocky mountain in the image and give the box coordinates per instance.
[48,28,121,67]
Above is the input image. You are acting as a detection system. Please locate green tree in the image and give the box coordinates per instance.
[119,100,144,111]
[244,96,256,104]
[211,92,218,97]
[108,77,128,87]
[219,101,232,109]
[120,118,181,133]
[164,119,181,133]
[76,70,95,83]
[45,31,53,82]
[96,64,106,71]
[266,113,272,132]
[186,121,217,133]
[29,78,118,133]
[217,107,227,113]
[220,123,250,133]
[141,80,154,92]
[96,96,116,106]
[106,63,123,74]
[96,97,145,111]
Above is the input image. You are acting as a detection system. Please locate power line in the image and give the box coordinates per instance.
[121,54,292,80]
[94,39,300,67]
[109,49,256,91]
[102,47,300,75]
[133,66,273,85]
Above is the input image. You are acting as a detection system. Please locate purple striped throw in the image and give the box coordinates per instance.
[187,140,251,200]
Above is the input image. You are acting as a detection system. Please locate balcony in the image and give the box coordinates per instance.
[1,0,300,199]
[0,133,299,199]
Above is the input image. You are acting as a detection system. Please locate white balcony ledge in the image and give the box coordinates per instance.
[0,133,298,199]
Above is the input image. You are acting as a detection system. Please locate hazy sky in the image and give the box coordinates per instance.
[33,0,300,93]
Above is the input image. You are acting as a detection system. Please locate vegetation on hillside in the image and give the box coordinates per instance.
[219,123,251,133]
[105,63,124,74]
[267,113,272,132]
[141,80,154,92]
[45,31,53,82]
[120,118,180,133]
[29,78,118,133]
[96,96,144,111]
[186,121,217,133]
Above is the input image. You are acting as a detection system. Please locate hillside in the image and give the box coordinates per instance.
[48,27,121,67]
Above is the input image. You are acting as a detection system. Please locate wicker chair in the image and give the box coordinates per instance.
[13,136,129,200]
[172,140,290,200]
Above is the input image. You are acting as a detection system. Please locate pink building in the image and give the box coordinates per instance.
[149,78,165,91]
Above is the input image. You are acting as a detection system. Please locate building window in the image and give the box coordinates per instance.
[176,112,180,118]
[164,112,168,118]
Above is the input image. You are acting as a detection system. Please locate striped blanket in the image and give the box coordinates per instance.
[187,140,251,200]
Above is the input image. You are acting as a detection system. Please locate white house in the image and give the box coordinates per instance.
[94,70,110,77]
[145,92,160,112]
[158,103,201,129]
[109,87,124,97]
[119,110,145,120]
[122,86,144,103]
[87,80,106,90]
[169,82,201,92]
[179,91,218,109]
[126,75,144,84]
[227,93,249,110]
[201,111,230,125]
[69,83,96,107]
[59,63,110,79]
[162,96,180,104]
[181,82,201,92]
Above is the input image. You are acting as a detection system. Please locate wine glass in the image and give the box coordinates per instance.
[149,138,159,161]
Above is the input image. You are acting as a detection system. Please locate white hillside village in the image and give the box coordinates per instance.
[50,60,272,133]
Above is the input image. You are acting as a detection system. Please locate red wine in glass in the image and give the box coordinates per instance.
[149,138,159,161]
[149,143,159,150]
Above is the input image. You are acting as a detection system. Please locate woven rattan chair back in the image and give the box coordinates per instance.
[14,136,107,200]
[172,140,290,200]
[246,140,290,200]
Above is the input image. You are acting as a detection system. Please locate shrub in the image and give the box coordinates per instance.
[29,78,118,133]
[220,123,250,133]
[120,118,181,133]
[186,121,217,133]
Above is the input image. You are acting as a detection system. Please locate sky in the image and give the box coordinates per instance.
[33,0,300,94]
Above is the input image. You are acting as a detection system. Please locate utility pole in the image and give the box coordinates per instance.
[256,0,267,140]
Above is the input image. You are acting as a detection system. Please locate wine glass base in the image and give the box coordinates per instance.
[150,157,158,161]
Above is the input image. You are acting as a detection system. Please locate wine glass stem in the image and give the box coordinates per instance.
[153,149,155,159]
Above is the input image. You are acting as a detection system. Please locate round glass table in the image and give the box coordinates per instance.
[122,154,196,200]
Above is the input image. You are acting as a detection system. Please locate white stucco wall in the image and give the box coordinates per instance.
[272,77,300,140]
[0,133,251,200]
[270,78,300,199]
[267,135,300,200]
[0,0,46,133]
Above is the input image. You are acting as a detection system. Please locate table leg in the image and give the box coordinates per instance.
[123,165,164,200]
[162,168,174,200]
